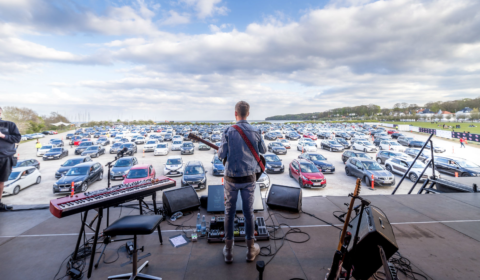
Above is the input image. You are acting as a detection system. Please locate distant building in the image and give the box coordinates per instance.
[456,107,472,119]
[435,110,455,121]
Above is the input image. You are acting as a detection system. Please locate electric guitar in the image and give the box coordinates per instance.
[326,178,361,280]
[187,133,266,181]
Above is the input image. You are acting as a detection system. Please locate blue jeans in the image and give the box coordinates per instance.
[224,180,256,240]
[460,142,465,148]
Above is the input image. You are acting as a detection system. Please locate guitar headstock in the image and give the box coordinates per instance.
[353,178,361,197]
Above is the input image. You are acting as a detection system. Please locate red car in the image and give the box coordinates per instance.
[387,130,397,135]
[74,138,91,146]
[123,164,156,184]
[303,133,318,140]
[289,159,326,188]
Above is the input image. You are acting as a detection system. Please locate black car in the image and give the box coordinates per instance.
[181,142,195,155]
[81,145,106,158]
[407,140,426,148]
[181,161,207,190]
[341,150,372,164]
[336,132,351,140]
[375,150,406,164]
[335,138,351,149]
[391,132,404,139]
[397,136,414,146]
[267,142,287,155]
[320,140,344,152]
[14,159,40,169]
[298,153,335,173]
[110,142,123,154]
[55,156,92,179]
[211,134,221,142]
[183,133,190,141]
[93,132,101,138]
[264,153,284,174]
[50,139,64,147]
[96,137,110,146]
[285,132,301,140]
[43,147,68,161]
[75,141,94,155]
[317,132,330,139]
[264,132,277,141]
[66,133,74,139]
[211,155,225,176]
[164,134,173,141]
[345,158,395,187]
[111,156,138,180]
[434,157,480,177]
[120,143,138,156]
[53,162,104,194]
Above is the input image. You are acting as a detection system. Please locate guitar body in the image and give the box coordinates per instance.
[189,133,266,181]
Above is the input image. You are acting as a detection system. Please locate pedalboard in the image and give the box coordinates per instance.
[207,215,269,243]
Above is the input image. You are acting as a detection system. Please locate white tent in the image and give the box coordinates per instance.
[50,122,72,126]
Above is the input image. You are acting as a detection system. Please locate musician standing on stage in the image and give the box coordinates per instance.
[0,107,22,211]
[218,101,267,263]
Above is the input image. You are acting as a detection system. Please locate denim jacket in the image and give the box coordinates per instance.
[217,120,267,177]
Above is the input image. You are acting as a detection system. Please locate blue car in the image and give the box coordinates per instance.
[298,153,335,174]
[56,156,92,179]
[211,155,224,176]
[110,156,138,180]
[264,153,284,174]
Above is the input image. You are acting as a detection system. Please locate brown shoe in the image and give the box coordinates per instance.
[223,239,234,263]
[246,239,260,262]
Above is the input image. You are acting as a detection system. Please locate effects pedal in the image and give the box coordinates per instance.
[233,228,240,237]
[239,226,246,237]
[209,230,220,238]
[210,217,216,226]
[219,231,225,238]
[254,230,258,236]
[256,217,266,227]
[216,216,225,223]
[191,233,198,242]
[257,227,268,236]
[237,216,245,226]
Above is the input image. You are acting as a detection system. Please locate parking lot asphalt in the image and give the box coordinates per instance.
[4,128,478,206]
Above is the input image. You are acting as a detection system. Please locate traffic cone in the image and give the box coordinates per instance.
[17,153,19,159]
[71,182,75,196]
[221,178,224,185]
[455,172,458,177]
[143,150,145,158]
[370,174,375,191]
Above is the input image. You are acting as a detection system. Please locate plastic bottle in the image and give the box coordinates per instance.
[201,215,206,235]
[196,213,201,231]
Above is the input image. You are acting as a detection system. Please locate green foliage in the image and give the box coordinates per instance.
[26,120,45,133]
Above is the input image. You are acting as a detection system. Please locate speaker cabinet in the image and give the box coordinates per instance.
[345,206,398,280]
[266,184,302,212]
[162,186,200,216]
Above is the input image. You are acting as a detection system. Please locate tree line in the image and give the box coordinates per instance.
[2,106,71,134]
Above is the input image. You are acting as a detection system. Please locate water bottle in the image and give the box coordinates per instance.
[196,213,201,231]
[201,215,206,235]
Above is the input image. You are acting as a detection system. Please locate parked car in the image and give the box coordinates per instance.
[379,140,404,152]
[289,159,326,188]
[341,151,372,164]
[198,141,211,150]
[391,132,404,139]
[397,136,414,146]
[375,151,408,164]
[211,155,225,176]
[111,156,138,180]
[320,140,345,152]
[385,157,437,182]
[303,133,318,141]
[404,148,430,163]
[81,145,105,158]
[264,153,284,173]
[43,147,69,160]
[181,141,195,155]
[264,132,277,141]
[181,161,207,190]
[36,144,54,157]
[3,167,42,195]
[299,137,318,147]
[66,133,74,139]
[109,142,124,154]
[135,136,146,145]
[163,156,184,177]
[120,143,138,156]
[335,138,351,149]
[75,141,94,155]
[297,141,317,152]
[154,143,169,156]
[55,156,92,179]
[53,162,104,194]
[298,153,335,174]
[211,134,221,142]
[123,164,156,184]
[267,142,287,155]
[256,172,271,189]
[352,141,378,153]
[96,137,110,146]
[49,139,64,147]
[143,139,159,152]
[285,132,301,140]
[14,159,40,169]
[276,139,291,149]
[434,156,480,177]
[171,140,183,151]
[345,158,395,187]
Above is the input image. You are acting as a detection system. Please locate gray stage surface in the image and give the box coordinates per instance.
[1,193,479,280]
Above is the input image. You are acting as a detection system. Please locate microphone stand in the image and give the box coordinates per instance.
[104,148,126,227]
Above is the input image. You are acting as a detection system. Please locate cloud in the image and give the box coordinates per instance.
[179,0,228,19]
[160,10,191,26]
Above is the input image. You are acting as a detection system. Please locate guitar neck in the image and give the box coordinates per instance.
[188,133,219,150]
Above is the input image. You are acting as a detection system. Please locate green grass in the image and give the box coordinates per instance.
[383,121,480,134]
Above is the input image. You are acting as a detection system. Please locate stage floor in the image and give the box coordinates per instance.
[1,193,479,280]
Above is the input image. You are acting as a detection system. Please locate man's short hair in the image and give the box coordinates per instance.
[235,101,250,118]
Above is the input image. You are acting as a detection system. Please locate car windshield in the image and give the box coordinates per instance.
[265,155,280,162]
[390,142,400,146]
[184,166,204,175]
[126,169,148,179]
[300,163,319,173]
[456,160,480,168]
[337,139,347,143]
[62,159,83,166]
[362,162,383,170]
[66,167,90,176]
[213,157,222,164]
[51,140,61,143]
[357,153,371,159]
[79,142,92,146]
[86,146,98,151]
[272,143,282,147]
[156,144,167,148]
[147,141,156,144]
[305,142,315,146]
[114,159,132,167]
[50,148,62,152]
[173,141,182,145]
[8,171,20,180]
[112,143,122,148]
[121,144,133,149]
[361,142,371,145]
[309,154,326,161]
[411,161,425,168]
[328,141,336,144]
[167,159,182,165]
[183,143,194,148]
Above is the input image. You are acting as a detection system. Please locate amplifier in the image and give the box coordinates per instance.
[266,184,302,212]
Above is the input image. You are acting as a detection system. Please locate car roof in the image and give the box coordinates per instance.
[74,162,97,167]
[130,164,150,169]
[186,161,203,166]
[297,159,313,163]
[12,166,36,171]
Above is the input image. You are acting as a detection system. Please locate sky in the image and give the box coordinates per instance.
[1,0,480,121]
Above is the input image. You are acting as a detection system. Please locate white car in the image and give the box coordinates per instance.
[135,136,146,145]
[154,143,169,156]
[172,135,182,141]
[171,140,183,151]
[353,141,378,153]
[298,137,317,147]
[256,172,271,189]
[31,133,45,139]
[3,167,42,195]
[385,157,438,182]
[276,139,291,149]
[112,136,123,144]
[143,140,158,152]
[352,133,368,141]
[163,155,184,176]
[379,141,404,152]
[36,145,54,157]
[297,141,317,152]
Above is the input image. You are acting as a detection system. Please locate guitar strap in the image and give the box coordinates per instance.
[232,125,265,172]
